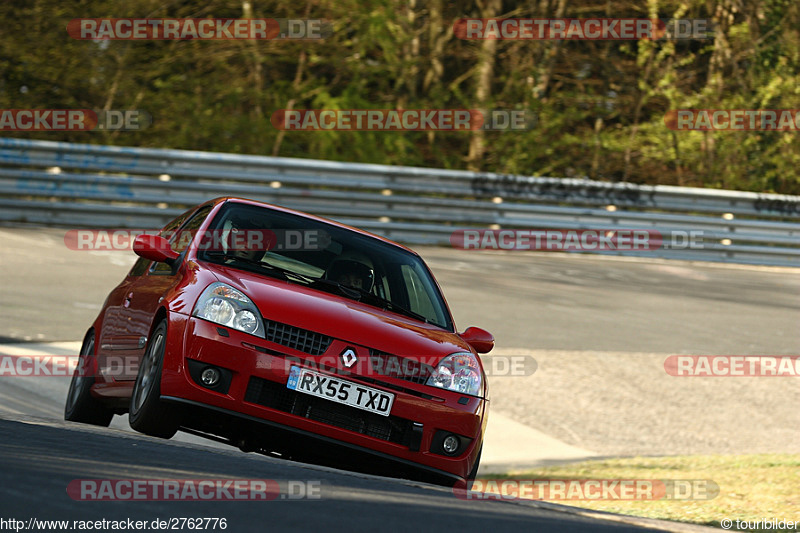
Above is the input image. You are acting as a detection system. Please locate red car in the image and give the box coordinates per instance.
[64,197,493,484]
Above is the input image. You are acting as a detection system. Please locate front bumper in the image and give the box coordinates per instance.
[160,317,486,480]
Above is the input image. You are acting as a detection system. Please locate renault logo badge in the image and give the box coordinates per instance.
[341,348,358,368]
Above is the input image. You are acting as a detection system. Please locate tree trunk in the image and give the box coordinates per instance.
[467,0,501,171]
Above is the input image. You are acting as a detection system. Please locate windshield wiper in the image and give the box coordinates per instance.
[310,278,363,300]
[373,297,430,324]
[341,286,430,324]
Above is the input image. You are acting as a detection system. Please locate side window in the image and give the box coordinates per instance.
[128,257,150,277]
[171,206,212,255]
[158,208,195,240]
[151,206,212,273]
[128,208,195,276]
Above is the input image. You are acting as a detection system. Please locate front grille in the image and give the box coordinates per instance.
[263,319,332,356]
[369,350,434,385]
[244,376,415,446]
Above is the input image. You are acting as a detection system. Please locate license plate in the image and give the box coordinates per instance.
[287,366,395,417]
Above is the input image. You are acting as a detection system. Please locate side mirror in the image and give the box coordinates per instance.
[133,234,179,265]
[459,326,494,354]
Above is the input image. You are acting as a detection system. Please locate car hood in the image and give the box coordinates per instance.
[203,262,469,359]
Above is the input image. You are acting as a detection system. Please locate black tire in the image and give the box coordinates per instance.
[64,332,113,426]
[467,445,483,481]
[129,320,178,438]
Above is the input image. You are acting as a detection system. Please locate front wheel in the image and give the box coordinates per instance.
[129,320,178,439]
[64,332,113,426]
[467,445,482,481]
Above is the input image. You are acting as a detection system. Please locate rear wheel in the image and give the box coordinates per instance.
[64,332,113,426]
[129,320,178,438]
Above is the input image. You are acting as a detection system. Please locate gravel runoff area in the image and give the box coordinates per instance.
[485,348,800,457]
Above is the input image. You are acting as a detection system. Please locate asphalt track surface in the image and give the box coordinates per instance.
[0,415,679,533]
[0,226,797,531]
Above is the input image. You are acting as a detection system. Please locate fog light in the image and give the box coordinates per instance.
[201,367,220,387]
[442,435,460,455]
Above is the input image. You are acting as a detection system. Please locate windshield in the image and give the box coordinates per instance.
[197,203,453,330]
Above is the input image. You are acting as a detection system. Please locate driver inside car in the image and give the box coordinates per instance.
[325,255,375,292]
[222,215,269,263]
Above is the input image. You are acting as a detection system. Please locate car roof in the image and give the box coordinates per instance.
[206,196,421,256]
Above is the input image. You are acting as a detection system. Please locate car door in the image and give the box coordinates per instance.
[96,207,204,380]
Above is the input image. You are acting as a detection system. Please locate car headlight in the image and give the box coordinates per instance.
[426,352,483,396]
[192,282,264,338]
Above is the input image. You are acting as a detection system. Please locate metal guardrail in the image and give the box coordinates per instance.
[0,137,798,266]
